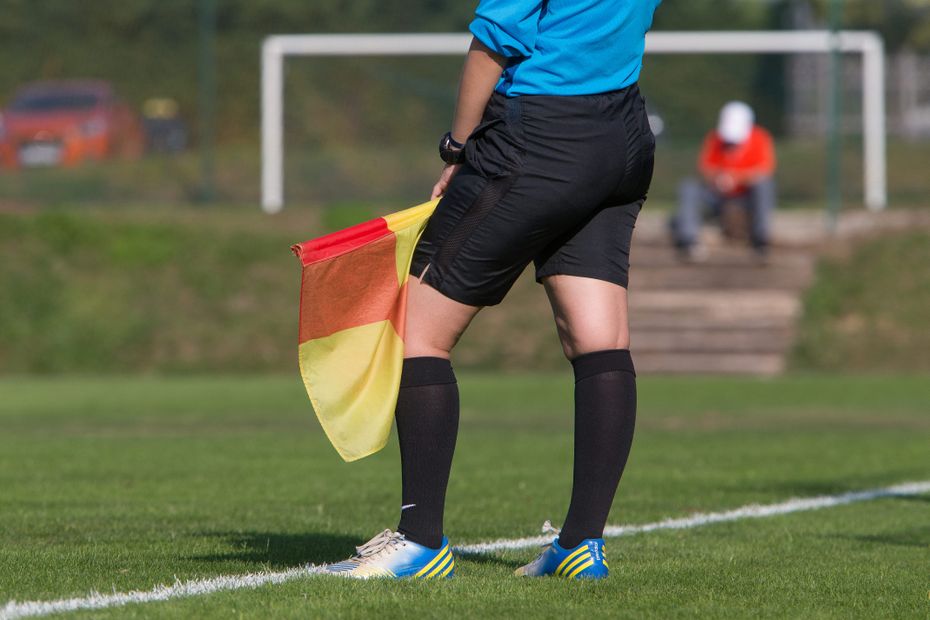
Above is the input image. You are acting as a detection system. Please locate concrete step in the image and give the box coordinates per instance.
[621,209,930,374]
[632,265,813,291]
[629,290,802,322]
[632,327,794,354]
[633,352,786,376]
[630,314,794,331]
[630,243,814,267]
[632,210,827,247]
[634,208,930,247]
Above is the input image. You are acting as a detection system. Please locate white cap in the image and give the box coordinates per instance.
[717,101,754,144]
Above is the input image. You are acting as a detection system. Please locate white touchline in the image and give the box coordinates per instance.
[454,480,930,554]
[2,480,928,620]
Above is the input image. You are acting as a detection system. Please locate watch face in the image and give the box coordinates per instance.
[439,132,465,164]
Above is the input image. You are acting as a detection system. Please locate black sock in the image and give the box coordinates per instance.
[558,349,637,550]
[395,357,459,549]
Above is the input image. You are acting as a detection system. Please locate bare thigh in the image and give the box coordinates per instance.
[403,275,482,359]
[543,275,630,360]
[404,273,628,361]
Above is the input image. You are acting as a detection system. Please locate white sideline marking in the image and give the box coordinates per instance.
[3,481,928,620]
[455,480,930,554]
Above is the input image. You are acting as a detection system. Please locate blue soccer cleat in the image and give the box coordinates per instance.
[515,522,609,579]
[322,529,455,579]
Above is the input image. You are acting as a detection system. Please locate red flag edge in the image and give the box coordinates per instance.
[291,216,391,267]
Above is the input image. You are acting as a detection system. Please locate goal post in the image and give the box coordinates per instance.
[261,31,886,213]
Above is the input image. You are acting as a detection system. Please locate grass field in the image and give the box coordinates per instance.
[1,374,928,618]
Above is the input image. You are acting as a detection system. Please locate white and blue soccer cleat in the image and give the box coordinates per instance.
[322,529,455,579]
[515,522,609,579]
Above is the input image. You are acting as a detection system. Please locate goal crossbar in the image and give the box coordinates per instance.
[262,31,886,213]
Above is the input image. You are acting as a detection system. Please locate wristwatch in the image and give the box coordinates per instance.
[438,132,466,165]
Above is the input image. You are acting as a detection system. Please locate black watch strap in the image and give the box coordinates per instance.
[439,132,466,165]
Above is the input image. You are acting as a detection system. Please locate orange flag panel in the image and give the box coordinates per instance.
[297,233,403,342]
[292,200,438,461]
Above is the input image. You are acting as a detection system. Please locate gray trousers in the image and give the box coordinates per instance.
[670,177,776,249]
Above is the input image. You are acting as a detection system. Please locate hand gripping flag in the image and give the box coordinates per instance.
[291,200,438,462]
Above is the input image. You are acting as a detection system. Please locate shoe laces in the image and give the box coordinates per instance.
[541,520,561,537]
[536,520,561,553]
[352,529,406,560]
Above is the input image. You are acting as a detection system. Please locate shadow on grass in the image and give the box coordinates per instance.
[823,529,930,549]
[730,473,930,499]
[894,493,930,504]
[191,532,360,567]
[455,552,524,570]
[192,531,527,571]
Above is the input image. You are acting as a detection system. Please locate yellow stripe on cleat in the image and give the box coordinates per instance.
[559,552,591,577]
[555,546,589,576]
[414,545,450,578]
[425,551,453,579]
[566,558,596,579]
[438,559,455,579]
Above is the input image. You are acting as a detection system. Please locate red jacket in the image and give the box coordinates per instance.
[698,126,776,195]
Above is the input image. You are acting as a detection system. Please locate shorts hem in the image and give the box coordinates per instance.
[420,267,505,308]
[410,256,429,279]
[534,264,629,289]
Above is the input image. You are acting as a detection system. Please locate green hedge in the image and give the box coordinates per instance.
[3,209,927,374]
[0,210,297,373]
[792,230,930,372]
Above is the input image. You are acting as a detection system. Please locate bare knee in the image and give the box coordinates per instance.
[404,332,459,359]
[544,275,631,361]
[555,319,630,360]
[403,277,481,359]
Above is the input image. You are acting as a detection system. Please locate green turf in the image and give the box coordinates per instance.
[1,375,928,618]
[792,230,930,372]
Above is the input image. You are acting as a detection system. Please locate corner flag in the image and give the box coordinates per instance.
[291,200,438,462]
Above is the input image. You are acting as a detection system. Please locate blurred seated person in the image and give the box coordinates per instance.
[670,101,776,262]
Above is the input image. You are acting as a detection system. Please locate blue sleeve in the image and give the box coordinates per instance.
[644,0,662,32]
[469,0,543,58]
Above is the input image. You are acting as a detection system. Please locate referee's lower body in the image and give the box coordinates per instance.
[398,84,655,558]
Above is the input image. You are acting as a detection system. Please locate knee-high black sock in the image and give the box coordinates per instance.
[558,349,637,549]
[395,357,459,549]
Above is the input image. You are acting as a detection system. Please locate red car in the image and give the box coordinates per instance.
[0,80,143,168]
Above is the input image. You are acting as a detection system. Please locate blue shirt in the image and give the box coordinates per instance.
[470,0,662,96]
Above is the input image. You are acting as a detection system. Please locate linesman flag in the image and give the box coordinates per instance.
[291,200,438,462]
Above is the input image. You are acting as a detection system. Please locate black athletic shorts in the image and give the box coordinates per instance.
[411,83,655,307]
